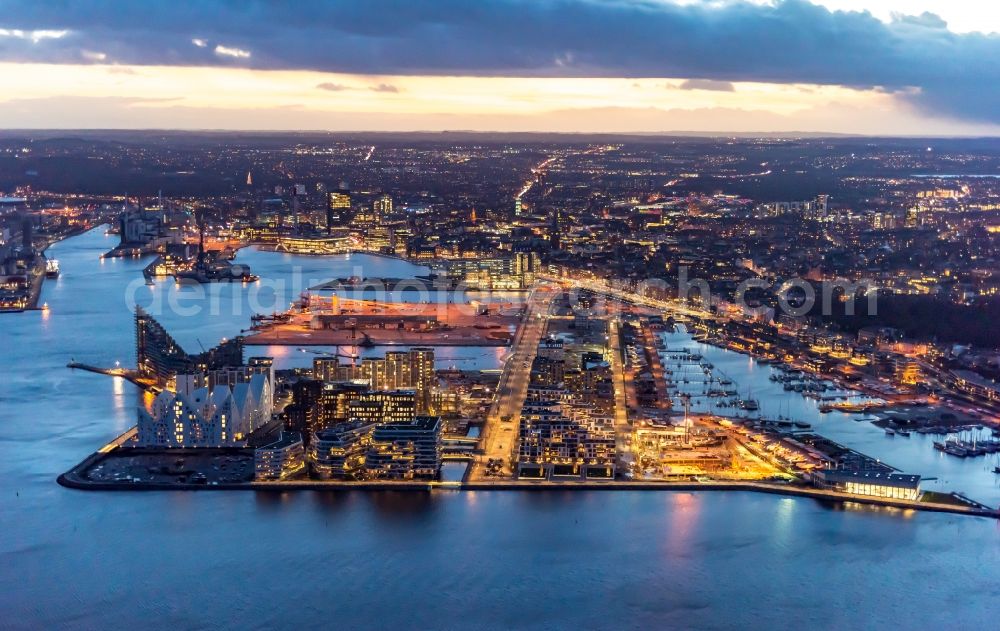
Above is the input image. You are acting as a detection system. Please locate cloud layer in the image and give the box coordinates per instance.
[0,0,998,123]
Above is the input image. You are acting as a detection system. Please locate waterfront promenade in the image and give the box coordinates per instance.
[57,456,999,519]
[59,417,998,521]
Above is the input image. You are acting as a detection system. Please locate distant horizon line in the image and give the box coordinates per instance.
[2,128,1000,140]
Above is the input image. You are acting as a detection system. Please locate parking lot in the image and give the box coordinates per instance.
[84,449,254,485]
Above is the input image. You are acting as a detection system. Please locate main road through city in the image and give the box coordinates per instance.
[607,318,633,470]
[537,273,713,320]
[470,284,558,479]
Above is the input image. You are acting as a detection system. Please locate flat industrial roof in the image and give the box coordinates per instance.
[819,469,921,488]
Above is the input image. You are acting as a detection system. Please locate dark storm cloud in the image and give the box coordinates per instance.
[1,0,999,122]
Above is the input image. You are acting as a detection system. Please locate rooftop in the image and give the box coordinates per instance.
[259,431,303,451]
[819,469,922,489]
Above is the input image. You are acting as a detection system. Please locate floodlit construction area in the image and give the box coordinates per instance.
[629,418,792,481]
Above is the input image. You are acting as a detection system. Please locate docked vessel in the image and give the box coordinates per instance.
[936,439,969,457]
[174,263,259,284]
[170,209,259,285]
[944,444,968,457]
[45,259,60,278]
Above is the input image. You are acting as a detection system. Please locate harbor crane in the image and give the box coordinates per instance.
[298,346,359,366]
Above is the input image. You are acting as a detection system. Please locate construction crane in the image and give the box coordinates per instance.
[298,346,359,366]
[680,393,692,445]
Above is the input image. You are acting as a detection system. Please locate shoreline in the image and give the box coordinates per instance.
[56,462,998,519]
[56,436,998,520]
[50,233,998,520]
[1,224,100,313]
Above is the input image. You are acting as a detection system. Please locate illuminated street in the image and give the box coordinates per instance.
[472,284,557,479]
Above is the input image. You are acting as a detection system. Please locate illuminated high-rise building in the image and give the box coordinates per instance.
[815,194,829,215]
[373,193,393,224]
[447,256,537,290]
[347,390,417,425]
[291,183,306,226]
[871,212,896,230]
[312,347,436,413]
[135,308,244,385]
[550,208,561,250]
[393,347,435,414]
[326,188,351,234]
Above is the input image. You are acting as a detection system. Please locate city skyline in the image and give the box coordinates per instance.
[2,3,1000,628]
[2,0,1000,134]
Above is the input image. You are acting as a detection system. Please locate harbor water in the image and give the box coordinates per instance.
[1,227,998,629]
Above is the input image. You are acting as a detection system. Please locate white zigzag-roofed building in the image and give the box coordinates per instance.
[137,373,273,447]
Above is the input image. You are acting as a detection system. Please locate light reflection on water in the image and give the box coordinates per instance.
[660,329,1000,505]
[0,227,998,628]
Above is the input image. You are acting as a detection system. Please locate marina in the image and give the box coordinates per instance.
[658,327,1000,504]
[4,226,1000,629]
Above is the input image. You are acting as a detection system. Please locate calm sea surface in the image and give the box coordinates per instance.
[1,227,997,630]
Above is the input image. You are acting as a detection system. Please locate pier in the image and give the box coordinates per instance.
[66,362,159,392]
